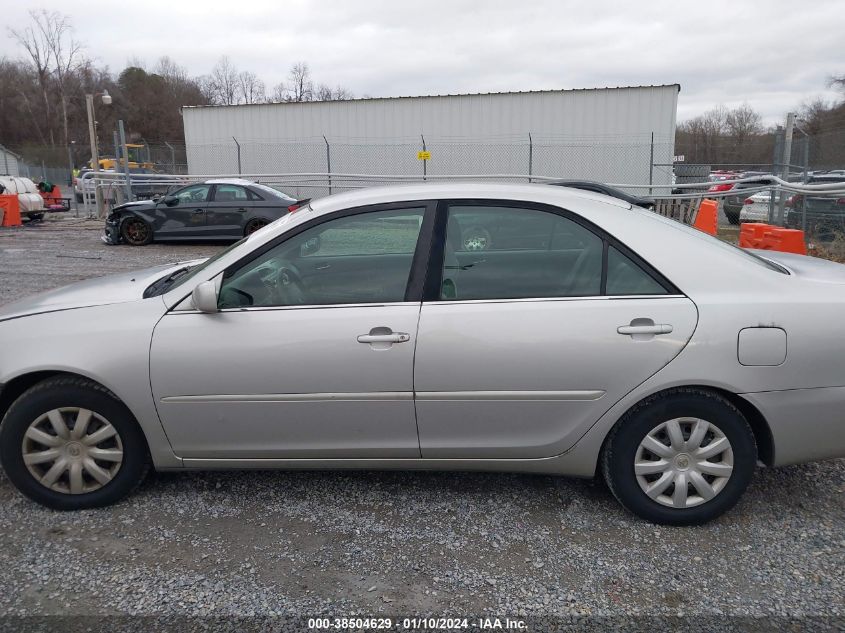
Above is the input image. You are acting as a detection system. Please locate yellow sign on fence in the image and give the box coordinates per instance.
[417,150,431,160]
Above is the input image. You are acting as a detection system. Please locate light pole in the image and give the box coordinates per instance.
[85,89,112,218]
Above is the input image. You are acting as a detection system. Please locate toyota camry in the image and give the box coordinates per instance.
[1,183,844,524]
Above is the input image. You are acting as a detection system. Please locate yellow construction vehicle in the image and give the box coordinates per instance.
[89,144,155,171]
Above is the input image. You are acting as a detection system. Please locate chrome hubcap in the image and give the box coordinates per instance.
[634,418,733,509]
[22,408,123,495]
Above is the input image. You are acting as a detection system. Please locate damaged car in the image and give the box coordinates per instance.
[103,178,304,245]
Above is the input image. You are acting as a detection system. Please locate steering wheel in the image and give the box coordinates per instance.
[266,261,307,305]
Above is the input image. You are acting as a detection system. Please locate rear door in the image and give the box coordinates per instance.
[205,183,251,237]
[413,201,698,458]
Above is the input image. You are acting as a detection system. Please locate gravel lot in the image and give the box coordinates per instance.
[0,217,843,629]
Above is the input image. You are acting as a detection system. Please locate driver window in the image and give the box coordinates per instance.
[174,184,210,203]
[219,207,425,308]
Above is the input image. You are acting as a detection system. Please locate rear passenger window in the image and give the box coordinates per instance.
[441,205,603,300]
[605,246,667,295]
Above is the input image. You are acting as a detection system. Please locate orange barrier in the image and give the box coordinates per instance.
[759,228,807,255]
[0,194,21,227]
[738,222,807,255]
[693,198,718,235]
[739,223,770,249]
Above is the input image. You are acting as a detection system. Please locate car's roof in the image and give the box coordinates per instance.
[204,178,256,186]
[309,181,633,216]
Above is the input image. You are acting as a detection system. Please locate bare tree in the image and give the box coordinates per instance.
[155,56,188,83]
[331,85,353,101]
[725,103,763,148]
[238,71,266,104]
[43,11,84,148]
[210,56,239,105]
[315,83,353,101]
[270,82,286,103]
[286,62,313,102]
[9,10,56,144]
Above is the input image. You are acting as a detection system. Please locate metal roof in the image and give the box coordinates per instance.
[182,84,681,110]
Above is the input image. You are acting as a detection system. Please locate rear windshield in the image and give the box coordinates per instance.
[252,183,295,201]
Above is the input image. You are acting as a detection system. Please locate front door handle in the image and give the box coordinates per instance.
[618,318,673,341]
[193,208,204,214]
[357,333,411,344]
[617,324,673,335]
[357,327,411,350]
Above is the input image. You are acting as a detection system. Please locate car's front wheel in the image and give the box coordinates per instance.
[602,389,756,525]
[0,377,149,510]
[120,217,153,246]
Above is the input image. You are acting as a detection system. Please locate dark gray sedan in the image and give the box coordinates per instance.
[103,179,303,246]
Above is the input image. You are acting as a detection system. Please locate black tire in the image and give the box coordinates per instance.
[0,376,150,510]
[244,218,269,236]
[120,217,153,246]
[601,389,756,525]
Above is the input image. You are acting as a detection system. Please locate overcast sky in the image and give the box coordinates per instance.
[2,0,843,125]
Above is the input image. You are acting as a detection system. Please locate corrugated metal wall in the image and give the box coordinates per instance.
[182,85,679,191]
[0,146,20,177]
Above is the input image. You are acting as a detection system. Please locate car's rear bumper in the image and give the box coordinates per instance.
[740,386,845,466]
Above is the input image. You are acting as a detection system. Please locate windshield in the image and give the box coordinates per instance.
[151,206,307,297]
[153,237,248,296]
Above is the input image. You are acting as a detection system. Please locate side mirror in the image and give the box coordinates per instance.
[192,280,219,313]
[163,195,178,206]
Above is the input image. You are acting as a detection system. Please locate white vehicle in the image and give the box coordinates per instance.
[0,176,46,218]
[739,192,772,223]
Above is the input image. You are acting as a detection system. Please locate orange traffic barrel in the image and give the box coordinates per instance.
[693,199,719,235]
[0,194,22,227]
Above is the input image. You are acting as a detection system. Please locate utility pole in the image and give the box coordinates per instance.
[119,120,132,202]
[777,112,796,225]
[86,94,103,217]
[85,90,111,218]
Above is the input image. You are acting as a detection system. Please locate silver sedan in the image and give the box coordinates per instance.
[1,183,844,524]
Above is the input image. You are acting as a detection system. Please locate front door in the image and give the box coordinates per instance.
[150,204,432,459]
[413,202,698,458]
[156,183,210,237]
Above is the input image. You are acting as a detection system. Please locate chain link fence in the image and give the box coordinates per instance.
[180,134,676,200]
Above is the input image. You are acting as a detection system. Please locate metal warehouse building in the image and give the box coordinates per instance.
[0,145,21,177]
[182,84,680,196]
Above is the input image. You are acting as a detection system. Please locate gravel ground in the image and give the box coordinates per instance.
[0,217,843,628]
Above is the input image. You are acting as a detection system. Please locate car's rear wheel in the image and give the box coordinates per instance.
[244,218,269,236]
[120,217,153,246]
[0,377,150,510]
[602,389,756,525]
